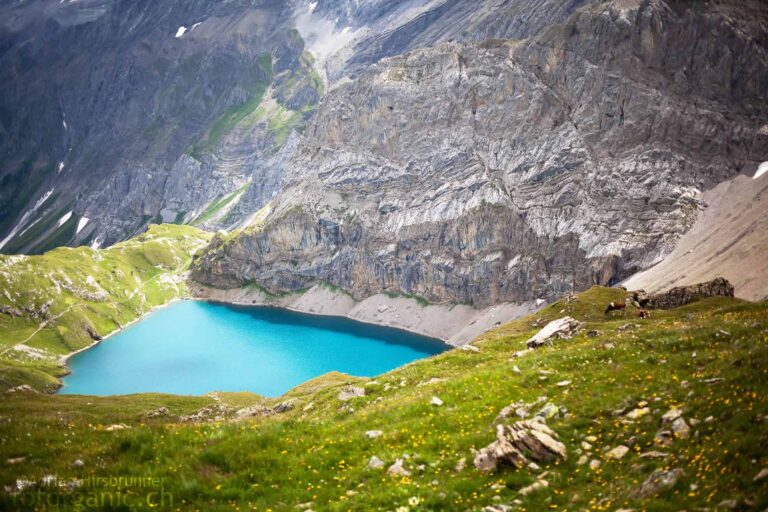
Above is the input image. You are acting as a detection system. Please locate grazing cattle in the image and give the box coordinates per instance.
[639,310,651,319]
[604,302,627,315]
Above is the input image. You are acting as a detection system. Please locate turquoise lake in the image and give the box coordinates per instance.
[59,300,448,396]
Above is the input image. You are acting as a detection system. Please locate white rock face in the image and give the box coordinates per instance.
[57,211,73,227]
[754,162,768,179]
[76,217,90,234]
[526,317,583,349]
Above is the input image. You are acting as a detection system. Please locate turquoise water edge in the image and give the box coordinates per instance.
[59,300,448,397]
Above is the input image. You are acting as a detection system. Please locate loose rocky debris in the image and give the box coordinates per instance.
[474,420,566,472]
[625,407,650,419]
[338,386,365,401]
[5,384,36,394]
[639,451,669,459]
[417,377,447,387]
[605,445,629,460]
[273,400,295,414]
[496,401,530,422]
[526,317,583,349]
[235,405,274,420]
[367,456,385,469]
[180,404,233,423]
[235,401,296,420]
[387,458,411,477]
[661,408,682,423]
[659,407,693,440]
[671,417,691,439]
[519,478,548,496]
[0,304,23,317]
[616,323,638,333]
[6,457,25,465]
[104,424,129,432]
[430,396,444,406]
[495,397,562,423]
[754,468,768,482]
[365,430,383,439]
[483,505,513,512]
[536,402,564,421]
[143,406,171,419]
[632,468,684,498]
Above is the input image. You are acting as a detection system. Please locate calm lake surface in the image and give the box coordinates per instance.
[59,300,448,396]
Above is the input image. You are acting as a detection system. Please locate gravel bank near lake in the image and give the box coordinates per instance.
[192,284,542,346]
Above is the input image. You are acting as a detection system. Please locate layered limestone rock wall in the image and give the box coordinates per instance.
[192,0,768,307]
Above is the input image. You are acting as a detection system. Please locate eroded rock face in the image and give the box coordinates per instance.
[0,0,318,252]
[192,1,768,306]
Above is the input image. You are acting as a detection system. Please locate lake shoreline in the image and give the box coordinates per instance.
[191,284,543,346]
[57,299,451,397]
[54,283,543,394]
[59,298,185,366]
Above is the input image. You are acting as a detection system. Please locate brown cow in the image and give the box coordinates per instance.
[604,302,626,316]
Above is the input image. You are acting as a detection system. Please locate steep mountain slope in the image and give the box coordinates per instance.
[0,0,319,253]
[295,0,588,82]
[0,0,595,255]
[625,173,768,301]
[192,0,768,307]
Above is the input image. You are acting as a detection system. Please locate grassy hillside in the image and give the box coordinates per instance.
[0,286,765,511]
[0,224,213,392]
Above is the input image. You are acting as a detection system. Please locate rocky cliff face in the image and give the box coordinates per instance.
[0,0,320,253]
[0,0,589,255]
[192,0,768,306]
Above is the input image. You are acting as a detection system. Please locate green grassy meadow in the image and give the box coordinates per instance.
[0,264,765,510]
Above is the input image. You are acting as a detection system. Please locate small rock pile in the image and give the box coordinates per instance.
[338,386,365,401]
[473,420,567,472]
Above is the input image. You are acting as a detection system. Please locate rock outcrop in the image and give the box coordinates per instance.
[193,0,768,307]
[0,0,607,254]
[644,278,735,310]
[0,0,319,252]
[474,420,567,472]
[526,317,583,349]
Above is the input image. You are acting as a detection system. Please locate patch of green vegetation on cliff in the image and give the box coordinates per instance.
[267,105,305,147]
[383,289,432,307]
[189,54,274,158]
[0,286,766,511]
[241,280,307,300]
[190,183,249,227]
[317,281,356,299]
[0,224,213,391]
